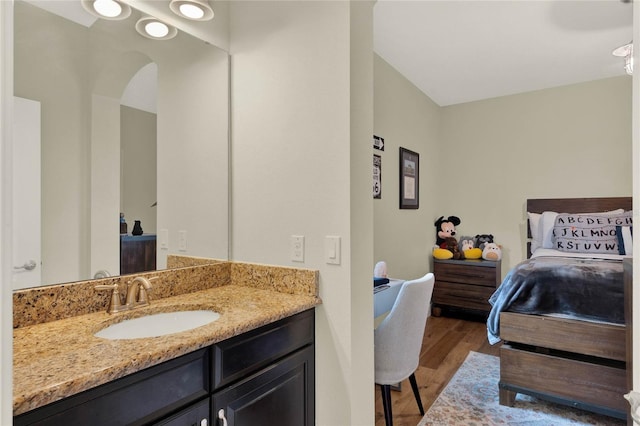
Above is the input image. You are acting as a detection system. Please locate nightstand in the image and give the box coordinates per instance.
[432,258,501,316]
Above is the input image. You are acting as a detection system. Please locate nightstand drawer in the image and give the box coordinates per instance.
[433,281,495,311]
[434,261,499,287]
[432,258,501,315]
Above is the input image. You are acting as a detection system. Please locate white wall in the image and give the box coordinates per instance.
[373,54,442,280]
[374,66,631,278]
[631,0,640,404]
[348,3,375,423]
[440,77,632,275]
[0,1,12,423]
[154,41,229,268]
[229,2,374,424]
[121,105,157,235]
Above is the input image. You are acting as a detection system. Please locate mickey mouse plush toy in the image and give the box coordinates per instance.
[433,215,463,260]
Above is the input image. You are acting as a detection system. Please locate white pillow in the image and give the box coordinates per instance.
[551,211,631,254]
[540,211,559,249]
[527,212,542,252]
[537,209,624,249]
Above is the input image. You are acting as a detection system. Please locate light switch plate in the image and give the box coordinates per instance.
[159,229,169,250]
[178,230,187,251]
[325,236,341,265]
[291,235,305,262]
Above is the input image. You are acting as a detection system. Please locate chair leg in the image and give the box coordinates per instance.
[409,373,425,415]
[380,384,393,426]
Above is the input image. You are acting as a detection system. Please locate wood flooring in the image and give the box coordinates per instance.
[374,313,501,426]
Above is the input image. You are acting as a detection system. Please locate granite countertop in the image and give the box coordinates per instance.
[13,284,320,416]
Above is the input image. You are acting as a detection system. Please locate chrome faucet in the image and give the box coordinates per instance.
[95,276,157,314]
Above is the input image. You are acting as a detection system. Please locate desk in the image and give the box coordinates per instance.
[373,279,404,324]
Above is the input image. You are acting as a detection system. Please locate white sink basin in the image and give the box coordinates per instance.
[95,310,220,340]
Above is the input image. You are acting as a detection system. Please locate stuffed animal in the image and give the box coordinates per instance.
[433,247,454,260]
[433,216,463,259]
[458,236,474,252]
[458,236,482,259]
[444,236,464,260]
[435,216,461,248]
[374,261,388,278]
[474,234,494,251]
[482,242,502,261]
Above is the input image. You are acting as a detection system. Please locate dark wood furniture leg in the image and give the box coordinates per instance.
[409,373,425,415]
[499,386,516,406]
[380,384,393,426]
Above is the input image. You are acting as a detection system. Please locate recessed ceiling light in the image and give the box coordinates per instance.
[135,16,178,41]
[169,0,214,21]
[80,0,131,21]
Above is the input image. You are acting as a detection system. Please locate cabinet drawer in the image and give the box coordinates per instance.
[433,281,495,311]
[500,345,626,413]
[434,261,499,287]
[212,310,314,389]
[153,397,209,426]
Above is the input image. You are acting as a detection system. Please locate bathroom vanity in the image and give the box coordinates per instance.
[13,260,320,426]
[14,310,314,426]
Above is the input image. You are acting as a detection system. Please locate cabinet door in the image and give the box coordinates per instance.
[212,345,314,426]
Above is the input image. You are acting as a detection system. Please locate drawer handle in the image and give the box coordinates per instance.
[218,409,228,426]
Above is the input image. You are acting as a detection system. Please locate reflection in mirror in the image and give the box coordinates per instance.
[13,0,229,289]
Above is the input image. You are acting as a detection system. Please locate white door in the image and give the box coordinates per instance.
[12,96,41,289]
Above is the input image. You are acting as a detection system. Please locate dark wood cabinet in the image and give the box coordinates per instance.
[120,235,157,275]
[432,258,501,315]
[14,349,210,426]
[14,310,315,426]
[213,346,314,426]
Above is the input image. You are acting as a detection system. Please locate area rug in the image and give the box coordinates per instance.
[418,351,625,426]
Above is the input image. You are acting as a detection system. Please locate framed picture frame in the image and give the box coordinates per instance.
[399,147,419,209]
[373,154,382,199]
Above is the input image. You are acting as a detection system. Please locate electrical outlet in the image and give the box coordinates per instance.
[291,235,305,262]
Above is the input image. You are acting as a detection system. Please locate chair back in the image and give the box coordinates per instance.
[374,273,435,385]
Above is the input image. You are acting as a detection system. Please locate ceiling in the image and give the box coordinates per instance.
[373,0,634,106]
[28,0,633,107]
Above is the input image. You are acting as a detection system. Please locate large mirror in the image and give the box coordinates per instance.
[12,0,229,289]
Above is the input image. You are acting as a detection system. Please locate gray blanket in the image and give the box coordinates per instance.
[486,256,624,344]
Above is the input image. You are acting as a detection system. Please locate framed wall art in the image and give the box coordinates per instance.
[399,147,419,209]
[373,154,382,199]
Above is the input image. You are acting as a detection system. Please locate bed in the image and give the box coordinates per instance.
[489,197,632,420]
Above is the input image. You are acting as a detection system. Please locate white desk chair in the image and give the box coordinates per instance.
[374,273,435,426]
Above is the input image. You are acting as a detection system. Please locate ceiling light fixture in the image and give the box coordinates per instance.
[169,0,214,21]
[135,16,178,40]
[612,41,633,75]
[80,0,131,20]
